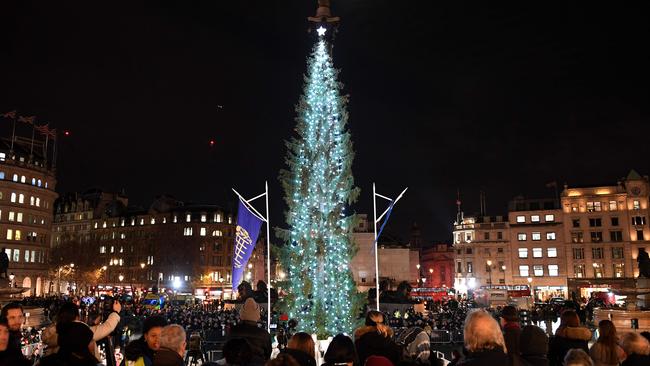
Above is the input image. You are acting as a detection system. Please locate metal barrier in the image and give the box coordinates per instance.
[451,330,464,343]
[429,330,452,344]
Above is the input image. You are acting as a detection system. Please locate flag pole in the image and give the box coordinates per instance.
[373,183,379,310]
[10,114,16,153]
[265,181,271,331]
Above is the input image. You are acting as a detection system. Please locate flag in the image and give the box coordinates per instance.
[18,116,35,124]
[35,124,50,135]
[231,198,263,290]
[49,128,57,138]
[1,110,16,119]
[371,199,395,254]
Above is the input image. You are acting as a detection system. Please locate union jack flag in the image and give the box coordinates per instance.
[35,124,50,135]
[1,110,16,119]
[18,115,35,124]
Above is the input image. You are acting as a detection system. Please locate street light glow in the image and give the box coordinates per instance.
[173,277,182,289]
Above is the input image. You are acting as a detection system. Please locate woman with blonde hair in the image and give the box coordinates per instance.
[589,320,625,366]
[282,332,316,366]
[619,332,650,366]
[354,310,402,366]
[457,309,508,365]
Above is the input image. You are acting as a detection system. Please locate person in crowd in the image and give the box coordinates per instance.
[0,302,24,353]
[448,350,462,366]
[186,331,204,365]
[354,310,402,366]
[563,349,594,366]
[639,331,650,344]
[457,309,508,366]
[588,320,625,366]
[227,298,272,364]
[153,324,186,366]
[38,321,102,366]
[619,332,650,366]
[323,334,357,366]
[0,320,30,366]
[365,355,394,366]
[282,332,316,366]
[396,325,430,365]
[266,354,300,366]
[548,311,592,366]
[223,338,253,366]
[519,325,549,366]
[122,315,168,366]
[500,306,521,366]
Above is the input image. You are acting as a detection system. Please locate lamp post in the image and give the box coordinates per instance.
[219,277,224,301]
[140,263,146,290]
[527,277,533,299]
[486,260,492,289]
[501,265,506,286]
[428,268,434,285]
[416,264,421,287]
[9,273,15,288]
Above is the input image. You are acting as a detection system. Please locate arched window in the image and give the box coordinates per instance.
[18,194,24,204]
[31,178,36,185]
[37,179,42,187]
[45,182,48,188]
[36,198,40,207]
[10,193,16,203]
[12,174,18,182]
[0,172,4,180]
[30,196,35,206]
[20,176,26,183]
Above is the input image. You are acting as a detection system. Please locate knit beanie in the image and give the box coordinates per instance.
[57,321,93,352]
[519,325,549,356]
[240,298,260,322]
[143,315,168,335]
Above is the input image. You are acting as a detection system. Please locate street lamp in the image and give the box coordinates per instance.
[421,278,426,285]
[9,273,14,288]
[486,260,492,288]
[501,265,506,286]
[527,277,533,299]
[416,264,421,287]
[118,274,124,282]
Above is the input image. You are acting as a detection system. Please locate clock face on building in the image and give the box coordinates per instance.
[631,186,642,196]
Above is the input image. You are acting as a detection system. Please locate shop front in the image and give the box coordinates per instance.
[567,278,635,302]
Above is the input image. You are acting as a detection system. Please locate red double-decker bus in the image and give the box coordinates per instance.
[478,285,531,298]
[410,287,454,302]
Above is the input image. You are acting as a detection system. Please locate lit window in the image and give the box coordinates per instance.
[30,196,34,205]
[518,248,528,258]
[31,178,36,185]
[173,215,178,223]
[517,233,527,241]
[609,201,617,211]
[20,176,26,183]
[131,218,135,226]
[162,217,167,224]
[12,250,19,262]
[546,232,556,240]
[533,265,543,276]
[212,230,223,237]
[24,250,29,262]
[216,213,222,223]
[545,214,555,222]
[120,219,125,227]
[14,230,21,240]
[140,218,144,225]
[533,248,543,258]
[184,227,193,236]
[548,265,559,276]
[16,213,22,222]
[94,222,98,229]
[186,213,191,222]
[120,233,126,239]
[201,214,207,222]
[100,246,106,253]
[35,197,40,207]
[110,246,115,253]
[228,216,232,224]
[0,172,3,180]
[200,227,207,236]
[10,193,16,203]
[37,179,42,187]
[18,194,24,204]
[12,174,17,182]
[547,248,557,257]
[531,215,540,223]
[532,232,541,241]
[151,217,156,225]
[516,216,526,223]
[613,263,624,278]
[8,212,14,221]
[45,182,48,188]
[0,154,4,162]
[30,250,35,263]
[519,265,529,277]
[633,200,640,210]
[102,221,107,228]
[6,229,13,240]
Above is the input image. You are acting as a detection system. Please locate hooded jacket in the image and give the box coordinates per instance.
[548,326,592,366]
[227,320,272,364]
[122,337,156,366]
[354,326,402,366]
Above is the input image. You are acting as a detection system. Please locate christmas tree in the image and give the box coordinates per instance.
[279,28,364,337]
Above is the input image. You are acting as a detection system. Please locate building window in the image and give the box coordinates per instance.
[573,248,584,260]
[545,214,555,222]
[484,232,489,240]
[173,215,178,223]
[571,203,578,212]
[467,262,473,273]
[10,193,16,203]
[546,232,556,240]
[20,176,25,183]
[37,179,42,187]
[0,172,3,180]
[633,200,640,210]
[12,250,19,262]
[212,230,223,237]
[457,262,462,273]
[519,265,529,277]
[183,227,193,236]
[572,218,580,228]
[498,261,505,271]
[14,230,21,240]
[200,227,207,236]
[547,248,557,257]
[548,265,559,276]
[589,218,602,227]
[592,247,604,259]
[587,201,602,212]
[12,174,18,182]
[497,232,503,240]
[532,232,541,241]
[497,247,504,253]
[610,231,623,242]
[516,215,526,223]
[8,212,14,222]
[466,248,472,254]
[637,230,645,241]
[532,248,543,258]
[16,213,22,223]
[613,263,624,278]
[632,216,646,226]
[216,213,222,223]
[518,248,528,258]
[531,215,540,223]
[593,263,603,278]
[533,265,543,276]
[611,217,619,226]
[186,213,191,222]
[518,233,527,241]
[6,229,13,240]
[609,201,617,211]
[571,232,584,243]
[574,264,585,278]
[100,246,106,254]
[612,247,624,259]
[201,214,207,222]
[591,231,603,242]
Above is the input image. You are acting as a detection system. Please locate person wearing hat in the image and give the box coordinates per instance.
[38,321,101,366]
[519,325,549,366]
[227,297,272,364]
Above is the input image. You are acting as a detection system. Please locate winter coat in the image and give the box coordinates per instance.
[354,326,402,366]
[121,337,156,366]
[503,322,522,366]
[227,320,273,364]
[152,348,184,366]
[396,327,431,365]
[548,326,592,366]
[457,348,508,366]
[282,348,317,366]
[42,312,120,360]
[0,348,31,366]
[621,353,650,366]
[518,355,549,366]
[38,352,102,366]
[589,342,626,366]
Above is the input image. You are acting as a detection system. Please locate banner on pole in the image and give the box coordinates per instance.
[371,200,395,254]
[231,198,263,291]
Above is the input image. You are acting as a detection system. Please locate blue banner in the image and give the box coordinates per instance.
[232,199,263,290]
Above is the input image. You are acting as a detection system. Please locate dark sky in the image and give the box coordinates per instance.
[1,1,648,243]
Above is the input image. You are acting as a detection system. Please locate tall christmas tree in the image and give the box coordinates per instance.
[279,2,363,337]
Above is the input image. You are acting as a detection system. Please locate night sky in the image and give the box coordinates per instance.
[1,1,648,243]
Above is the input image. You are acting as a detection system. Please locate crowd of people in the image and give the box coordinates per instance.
[1,295,650,366]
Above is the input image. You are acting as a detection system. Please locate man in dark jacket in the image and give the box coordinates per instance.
[153,324,186,366]
[121,315,168,366]
[501,306,522,366]
[0,303,23,353]
[227,298,272,364]
[519,325,549,366]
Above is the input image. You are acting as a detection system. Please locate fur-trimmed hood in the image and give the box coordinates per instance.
[555,326,592,341]
[354,325,393,340]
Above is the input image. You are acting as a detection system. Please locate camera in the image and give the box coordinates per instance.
[101,295,115,321]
